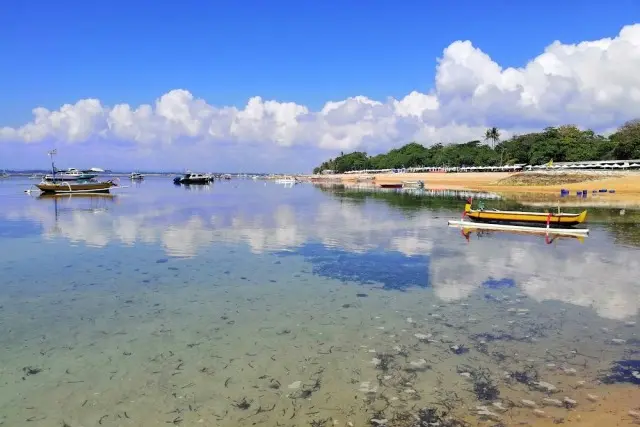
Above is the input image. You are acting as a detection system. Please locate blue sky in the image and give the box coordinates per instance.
[1,0,639,171]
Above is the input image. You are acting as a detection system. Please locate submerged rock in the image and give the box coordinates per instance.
[600,359,640,385]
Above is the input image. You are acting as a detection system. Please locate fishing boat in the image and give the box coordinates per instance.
[130,172,144,180]
[463,199,587,226]
[36,180,118,194]
[173,172,212,184]
[30,150,119,194]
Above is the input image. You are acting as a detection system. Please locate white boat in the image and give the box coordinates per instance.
[275,175,298,184]
[0,170,9,178]
[44,167,98,181]
[130,172,144,180]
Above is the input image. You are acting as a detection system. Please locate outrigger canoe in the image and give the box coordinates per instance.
[463,201,587,226]
[36,180,117,194]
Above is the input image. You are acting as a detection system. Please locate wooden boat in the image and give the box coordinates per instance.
[36,180,117,194]
[463,201,587,226]
[379,183,403,189]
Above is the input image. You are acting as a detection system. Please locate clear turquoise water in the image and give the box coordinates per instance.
[0,177,638,426]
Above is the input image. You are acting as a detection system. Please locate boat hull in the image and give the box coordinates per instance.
[36,181,116,194]
[463,203,587,226]
[379,183,403,189]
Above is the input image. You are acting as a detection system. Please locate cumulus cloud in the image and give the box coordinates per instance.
[2,24,640,157]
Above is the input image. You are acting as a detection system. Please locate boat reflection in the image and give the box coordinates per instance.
[37,193,118,235]
[457,226,586,244]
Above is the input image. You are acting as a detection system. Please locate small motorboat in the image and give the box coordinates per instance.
[173,172,212,184]
[463,200,587,226]
[130,172,144,180]
[379,183,403,189]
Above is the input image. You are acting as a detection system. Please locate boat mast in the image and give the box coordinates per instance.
[48,149,57,180]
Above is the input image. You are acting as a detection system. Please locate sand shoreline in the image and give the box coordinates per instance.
[319,170,640,206]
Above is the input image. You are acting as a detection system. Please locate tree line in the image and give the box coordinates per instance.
[313,120,640,174]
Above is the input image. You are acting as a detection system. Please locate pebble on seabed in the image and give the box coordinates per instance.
[534,381,558,393]
[563,397,577,408]
[542,398,564,407]
[629,410,640,419]
[476,406,501,422]
[610,338,626,345]
[533,409,546,417]
[521,399,537,408]
[492,402,508,412]
[587,394,599,402]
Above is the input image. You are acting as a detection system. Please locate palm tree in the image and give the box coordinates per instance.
[484,127,500,149]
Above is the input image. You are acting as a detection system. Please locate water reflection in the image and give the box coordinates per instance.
[1,178,639,319]
[1,178,639,427]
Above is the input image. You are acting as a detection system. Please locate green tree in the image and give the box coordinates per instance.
[484,127,501,149]
[611,119,640,160]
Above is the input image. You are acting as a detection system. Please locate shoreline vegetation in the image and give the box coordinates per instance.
[309,122,640,203]
[313,122,640,175]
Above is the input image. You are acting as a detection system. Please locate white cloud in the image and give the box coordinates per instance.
[2,24,640,153]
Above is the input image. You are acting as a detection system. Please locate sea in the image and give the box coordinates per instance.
[0,177,638,426]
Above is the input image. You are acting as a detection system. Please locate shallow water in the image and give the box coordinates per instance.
[0,177,638,426]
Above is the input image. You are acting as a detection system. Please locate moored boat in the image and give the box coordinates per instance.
[275,175,298,184]
[379,183,403,189]
[36,180,117,194]
[44,167,98,181]
[31,150,118,194]
[173,172,212,184]
[130,172,144,180]
[402,180,424,189]
[463,200,587,226]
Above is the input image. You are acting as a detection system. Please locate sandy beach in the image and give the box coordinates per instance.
[333,170,640,206]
